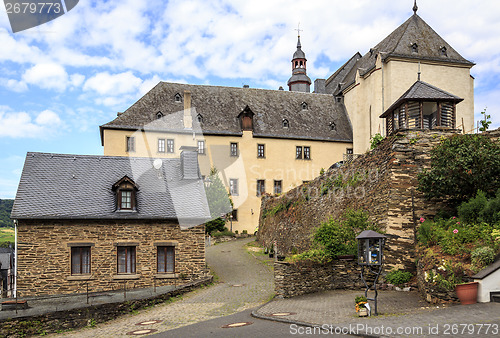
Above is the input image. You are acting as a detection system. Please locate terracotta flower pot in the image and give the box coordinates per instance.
[455,282,478,305]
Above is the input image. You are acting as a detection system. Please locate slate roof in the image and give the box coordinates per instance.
[338,14,474,93]
[472,259,500,280]
[325,53,361,95]
[102,82,353,143]
[11,152,211,227]
[380,81,463,117]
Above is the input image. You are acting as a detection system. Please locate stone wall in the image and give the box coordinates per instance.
[259,129,462,271]
[274,259,364,298]
[416,259,459,304]
[17,220,205,297]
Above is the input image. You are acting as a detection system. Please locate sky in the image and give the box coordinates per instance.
[0,0,499,199]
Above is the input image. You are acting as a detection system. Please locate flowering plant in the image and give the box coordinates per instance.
[355,296,368,312]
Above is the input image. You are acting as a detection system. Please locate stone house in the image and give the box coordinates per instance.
[10,149,210,297]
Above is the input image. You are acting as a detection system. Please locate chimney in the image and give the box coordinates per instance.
[180,146,200,180]
[314,79,326,94]
[183,90,192,129]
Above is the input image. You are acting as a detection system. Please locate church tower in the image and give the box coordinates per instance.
[287,35,312,92]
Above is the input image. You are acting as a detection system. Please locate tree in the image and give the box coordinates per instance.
[479,108,492,132]
[418,134,500,206]
[204,167,233,234]
[0,199,14,228]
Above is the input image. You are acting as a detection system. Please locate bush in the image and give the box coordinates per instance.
[471,247,495,270]
[313,209,380,259]
[385,270,412,286]
[457,190,488,224]
[211,229,235,238]
[417,216,498,256]
[205,217,226,235]
[418,134,500,206]
[290,248,329,263]
[370,133,384,149]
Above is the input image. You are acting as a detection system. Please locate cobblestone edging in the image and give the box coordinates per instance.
[274,259,365,298]
[0,277,213,337]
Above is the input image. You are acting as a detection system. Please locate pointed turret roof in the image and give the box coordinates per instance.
[338,13,474,93]
[293,36,306,60]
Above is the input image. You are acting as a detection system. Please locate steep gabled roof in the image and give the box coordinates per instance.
[339,14,474,93]
[11,152,211,227]
[325,52,361,95]
[380,81,463,117]
[102,82,353,143]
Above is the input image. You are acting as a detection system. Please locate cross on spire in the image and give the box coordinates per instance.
[295,22,302,37]
[413,0,418,14]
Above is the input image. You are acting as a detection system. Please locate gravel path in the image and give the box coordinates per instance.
[56,237,274,337]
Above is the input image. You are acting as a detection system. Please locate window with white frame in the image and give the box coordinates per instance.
[229,179,239,196]
[158,139,165,153]
[198,140,205,154]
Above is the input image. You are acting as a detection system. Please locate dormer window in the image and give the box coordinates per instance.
[301,102,308,110]
[440,46,447,57]
[113,176,138,211]
[329,121,337,131]
[411,43,418,53]
[197,114,204,123]
[238,106,254,131]
[156,111,164,119]
[282,119,289,128]
[174,93,182,102]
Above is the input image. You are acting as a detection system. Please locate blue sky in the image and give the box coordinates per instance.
[1,0,499,199]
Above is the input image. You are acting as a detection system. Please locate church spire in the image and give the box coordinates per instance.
[413,0,418,15]
[287,25,311,93]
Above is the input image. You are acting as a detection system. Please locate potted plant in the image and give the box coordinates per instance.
[268,247,274,258]
[355,296,368,317]
[455,282,479,305]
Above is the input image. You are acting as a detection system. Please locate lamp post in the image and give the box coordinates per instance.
[356,230,386,316]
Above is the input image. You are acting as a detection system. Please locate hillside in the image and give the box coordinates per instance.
[0,199,14,227]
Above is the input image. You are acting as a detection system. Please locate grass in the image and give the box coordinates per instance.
[0,228,14,245]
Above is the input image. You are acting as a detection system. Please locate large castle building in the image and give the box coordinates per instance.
[100,3,474,233]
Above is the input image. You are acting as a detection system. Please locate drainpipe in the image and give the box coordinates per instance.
[13,219,17,298]
[381,57,385,136]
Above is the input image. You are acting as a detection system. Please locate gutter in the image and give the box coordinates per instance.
[13,219,17,298]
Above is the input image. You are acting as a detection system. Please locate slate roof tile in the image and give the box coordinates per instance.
[102,82,353,143]
[11,152,211,226]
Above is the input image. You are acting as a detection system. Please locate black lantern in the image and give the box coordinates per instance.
[356,230,387,315]
[356,230,386,266]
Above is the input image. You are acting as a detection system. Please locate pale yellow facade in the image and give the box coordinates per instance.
[103,128,352,233]
[344,56,474,153]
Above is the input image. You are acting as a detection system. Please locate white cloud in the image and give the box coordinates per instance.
[35,110,62,126]
[0,108,63,138]
[83,71,143,96]
[0,78,28,92]
[22,63,69,91]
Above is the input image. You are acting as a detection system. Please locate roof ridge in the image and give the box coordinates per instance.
[25,152,180,162]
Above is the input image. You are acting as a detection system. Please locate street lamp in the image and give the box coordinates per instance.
[356,230,387,315]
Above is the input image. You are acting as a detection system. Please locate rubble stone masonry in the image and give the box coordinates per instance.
[259,128,465,270]
[16,220,205,297]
